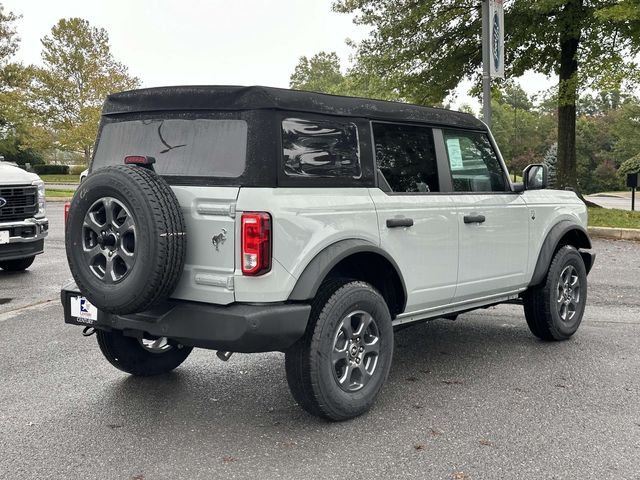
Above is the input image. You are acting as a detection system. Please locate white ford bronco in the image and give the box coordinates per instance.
[0,160,48,271]
[62,86,595,421]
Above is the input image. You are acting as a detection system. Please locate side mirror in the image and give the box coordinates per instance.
[523,164,548,190]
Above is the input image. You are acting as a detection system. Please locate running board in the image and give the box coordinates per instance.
[392,290,523,327]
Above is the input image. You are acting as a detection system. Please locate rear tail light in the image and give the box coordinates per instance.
[64,202,71,226]
[241,212,271,276]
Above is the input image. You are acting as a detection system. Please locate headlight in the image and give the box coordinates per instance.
[32,179,46,217]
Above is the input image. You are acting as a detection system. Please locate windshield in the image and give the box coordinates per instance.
[92,118,248,177]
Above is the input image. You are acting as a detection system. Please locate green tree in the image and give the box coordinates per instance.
[490,83,555,176]
[544,143,558,187]
[0,5,52,160]
[290,52,345,94]
[35,18,139,164]
[611,97,640,163]
[334,0,640,190]
[0,3,18,62]
[290,50,400,101]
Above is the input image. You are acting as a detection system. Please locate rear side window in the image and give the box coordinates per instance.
[443,130,507,192]
[372,123,439,193]
[93,119,247,177]
[282,118,361,178]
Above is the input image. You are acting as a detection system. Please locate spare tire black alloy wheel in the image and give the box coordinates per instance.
[66,165,186,315]
[83,197,136,283]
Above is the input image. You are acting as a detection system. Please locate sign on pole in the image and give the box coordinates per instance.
[489,0,505,79]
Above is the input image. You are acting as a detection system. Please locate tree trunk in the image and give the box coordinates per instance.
[83,146,90,165]
[556,0,583,190]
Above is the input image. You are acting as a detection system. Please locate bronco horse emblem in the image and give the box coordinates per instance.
[211,228,227,251]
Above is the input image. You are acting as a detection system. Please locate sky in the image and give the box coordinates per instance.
[4,0,554,113]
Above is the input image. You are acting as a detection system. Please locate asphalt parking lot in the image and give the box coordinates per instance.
[1,203,639,479]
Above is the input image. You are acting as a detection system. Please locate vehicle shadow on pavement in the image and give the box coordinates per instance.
[94,310,584,430]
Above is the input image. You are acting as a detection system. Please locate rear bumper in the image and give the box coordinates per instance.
[61,282,310,353]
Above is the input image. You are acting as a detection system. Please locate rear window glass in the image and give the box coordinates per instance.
[282,118,361,178]
[93,119,247,177]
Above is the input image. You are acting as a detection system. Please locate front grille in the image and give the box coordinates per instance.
[0,185,38,222]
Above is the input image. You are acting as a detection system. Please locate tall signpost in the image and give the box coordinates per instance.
[482,0,504,128]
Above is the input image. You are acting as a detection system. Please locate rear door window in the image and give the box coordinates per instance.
[372,122,439,193]
[93,119,248,177]
[443,130,507,192]
[282,118,361,178]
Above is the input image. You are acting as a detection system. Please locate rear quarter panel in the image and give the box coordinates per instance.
[234,188,379,302]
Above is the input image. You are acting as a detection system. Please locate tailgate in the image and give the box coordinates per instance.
[170,186,239,305]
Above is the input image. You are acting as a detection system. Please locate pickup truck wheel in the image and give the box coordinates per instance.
[96,329,192,376]
[66,165,186,314]
[285,280,393,421]
[523,245,587,341]
[0,256,35,271]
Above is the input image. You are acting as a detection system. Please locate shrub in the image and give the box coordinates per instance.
[69,165,87,175]
[593,161,623,192]
[618,154,640,177]
[0,148,45,166]
[33,164,70,175]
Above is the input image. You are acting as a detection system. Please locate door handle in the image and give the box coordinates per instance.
[463,214,486,224]
[386,218,414,228]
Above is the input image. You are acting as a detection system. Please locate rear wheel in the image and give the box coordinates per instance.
[523,245,587,341]
[285,280,393,421]
[0,256,35,271]
[96,329,192,376]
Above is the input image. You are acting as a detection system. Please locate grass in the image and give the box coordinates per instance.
[588,207,640,229]
[40,174,80,184]
[46,189,75,198]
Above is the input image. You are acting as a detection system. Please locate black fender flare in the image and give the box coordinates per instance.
[529,220,594,287]
[288,239,407,309]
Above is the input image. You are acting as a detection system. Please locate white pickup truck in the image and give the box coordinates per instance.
[0,161,48,271]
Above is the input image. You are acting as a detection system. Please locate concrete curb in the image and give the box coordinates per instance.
[588,226,640,242]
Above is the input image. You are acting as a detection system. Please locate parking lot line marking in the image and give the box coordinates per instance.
[0,299,56,323]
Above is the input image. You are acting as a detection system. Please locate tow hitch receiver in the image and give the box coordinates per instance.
[82,326,96,337]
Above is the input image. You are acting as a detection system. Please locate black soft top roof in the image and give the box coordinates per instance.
[103,85,486,130]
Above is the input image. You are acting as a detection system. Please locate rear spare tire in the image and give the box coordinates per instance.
[66,165,186,314]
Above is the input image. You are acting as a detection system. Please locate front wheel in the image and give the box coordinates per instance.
[0,256,35,271]
[285,280,393,421]
[523,245,588,341]
[96,330,192,376]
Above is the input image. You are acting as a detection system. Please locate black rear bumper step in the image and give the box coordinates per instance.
[61,282,310,353]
